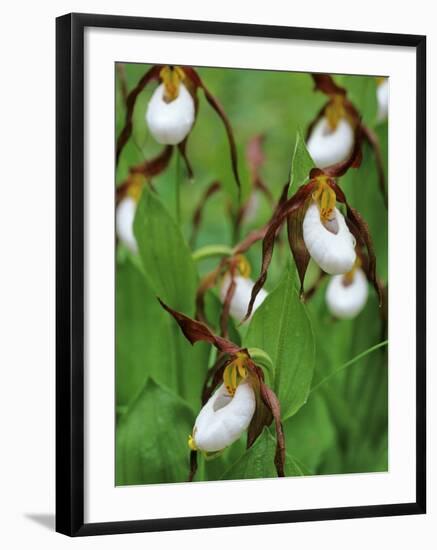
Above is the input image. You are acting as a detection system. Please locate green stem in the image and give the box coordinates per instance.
[310,339,388,395]
[175,149,181,224]
[192,244,234,262]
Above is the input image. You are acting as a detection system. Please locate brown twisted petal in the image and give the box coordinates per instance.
[287,196,312,296]
[158,298,242,355]
[115,145,174,205]
[260,382,285,477]
[183,67,241,193]
[361,125,388,209]
[190,181,222,247]
[201,354,231,405]
[195,266,223,325]
[310,116,363,178]
[328,180,382,304]
[244,363,285,477]
[177,137,194,180]
[246,370,272,448]
[116,65,162,163]
[243,180,317,322]
[219,270,237,339]
[312,73,347,97]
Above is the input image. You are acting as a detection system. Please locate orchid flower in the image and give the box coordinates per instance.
[307,74,388,208]
[196,253,268,336]
[306,75,362,171]
[326,260,369,319]
[376,77,389,122]
[115,146,173,252]
[116,64,240,188]
[158,300,285,480]
[242,167,381,322]
[220,273,268,323]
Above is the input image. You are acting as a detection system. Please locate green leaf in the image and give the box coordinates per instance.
[244,267,315,420]
[221,428,304,480]
[284,393,335,473]
[247,347,274,384]
[116,257,210,410]
[134,186,198,315]
[116,378,195,485]
[289,128,314,193]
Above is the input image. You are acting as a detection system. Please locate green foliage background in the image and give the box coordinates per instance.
[115,64,388,485]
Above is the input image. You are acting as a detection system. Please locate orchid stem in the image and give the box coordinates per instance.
[175,148,181,224]
[310,339,388,394]
[192,244,233,262]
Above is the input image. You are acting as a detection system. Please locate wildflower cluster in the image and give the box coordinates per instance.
[115,65,388,484]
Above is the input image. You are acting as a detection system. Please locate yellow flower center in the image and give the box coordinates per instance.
[312,176,337,223]
[223,352,248,396]
[160,65,185,103]
[235,254,251,278]
[325,94,346,131]
[342,257,361,286]
[127,173,145,202]
[188,433,197,451]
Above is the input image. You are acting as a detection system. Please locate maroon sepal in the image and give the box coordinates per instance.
[116,65,162,163]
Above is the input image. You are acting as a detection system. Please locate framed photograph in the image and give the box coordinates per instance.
[56,13,426,536]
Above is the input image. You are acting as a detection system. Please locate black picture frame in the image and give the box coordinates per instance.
[56,12,426,537]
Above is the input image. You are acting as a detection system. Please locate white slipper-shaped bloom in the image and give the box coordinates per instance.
[146,82,195,145]
[115,196,138,254]
[190,381,256,453]
[303,202,356,275]
[220,273,268,322]
[307,116,354,169]
[326,268,368,319]
[377,79,389,122]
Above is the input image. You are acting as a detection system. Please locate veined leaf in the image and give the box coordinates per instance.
[134,186,198,315]
[116,378,194,485]
[221,428,305,480]
[244,267,315,420]
[116,257,210,410]
[289,129,314,193]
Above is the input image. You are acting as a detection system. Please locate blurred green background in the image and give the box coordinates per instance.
[115,64,388,485]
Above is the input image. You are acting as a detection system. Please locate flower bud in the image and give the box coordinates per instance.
[326,268,368,319]
[146,83,195,145]
[307,116,354,168]
[303,203,356,274]
[377,79,389,122]
[115,196,138,253]
[220,273,268,322]
[191,381,256,452]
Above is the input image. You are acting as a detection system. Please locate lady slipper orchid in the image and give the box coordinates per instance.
[326,264,368,319]
[196,253,267,336]
[116,64,241,189]
[376,77,389,122]
[115,146,173,252]
[307,73,388,208]
[116,196,138,253]
[302,202,356,275]
[306,75,362,171]
[146,67,195,145]
[158,300,285,480]
[189,381,256,453]
[242,167,381,322]
[307,116,354,169]
[220,273,268,322]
